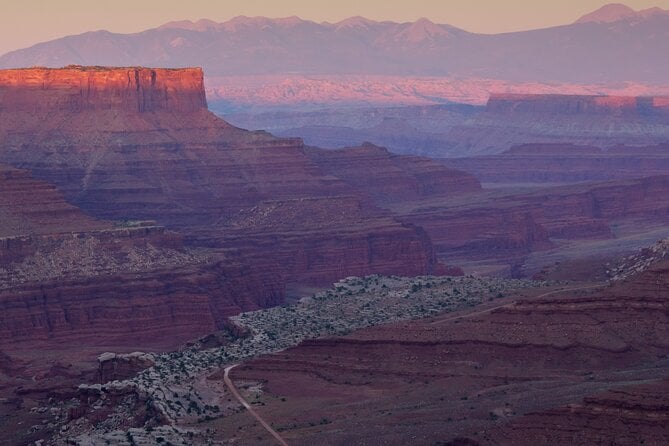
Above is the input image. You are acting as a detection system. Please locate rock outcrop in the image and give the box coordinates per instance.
[96,352,156,383]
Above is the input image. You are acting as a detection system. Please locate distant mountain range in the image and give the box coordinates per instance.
[1,3,668,83]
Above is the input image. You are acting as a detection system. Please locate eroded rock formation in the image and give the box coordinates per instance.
[0,67,443,289]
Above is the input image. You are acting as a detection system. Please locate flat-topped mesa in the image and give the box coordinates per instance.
[0,66,207,113]
[486,93,669,117]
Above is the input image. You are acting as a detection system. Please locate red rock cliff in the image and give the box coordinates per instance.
[0,66,207,113]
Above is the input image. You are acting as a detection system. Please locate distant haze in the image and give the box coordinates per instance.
[1,0,666,55]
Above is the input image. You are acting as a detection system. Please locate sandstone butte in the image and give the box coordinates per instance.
[0,66,481,353]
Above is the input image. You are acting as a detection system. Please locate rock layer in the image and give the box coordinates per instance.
[307,143,481,203]
[390,176,669,270]
[0,164,283,354]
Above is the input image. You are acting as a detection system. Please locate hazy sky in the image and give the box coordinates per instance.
[1,0,667,55]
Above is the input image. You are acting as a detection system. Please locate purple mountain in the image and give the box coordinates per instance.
[1,4,667,83]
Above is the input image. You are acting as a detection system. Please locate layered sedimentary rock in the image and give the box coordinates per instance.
[0,66,207,113]
[389,176,669,270]
[493,380,669,445]
[234,257,669,445]
[0,255,283,349]
[443,143,669,183]
[445,93,669,156]
[213,196,440,284]
[0,163,283,352]
[307,143,481,203]
[0,165,108,237]
[0,67,441,287]
[96,352,156,383]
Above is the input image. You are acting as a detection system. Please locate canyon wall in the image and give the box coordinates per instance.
[307,143,481,203]
[444,93,669,156]
[390,176,669,269]
[0,164,284,351]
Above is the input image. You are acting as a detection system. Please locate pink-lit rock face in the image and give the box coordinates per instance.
[0,66,207,113]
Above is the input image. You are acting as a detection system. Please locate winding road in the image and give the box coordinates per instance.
[224,364,289,446]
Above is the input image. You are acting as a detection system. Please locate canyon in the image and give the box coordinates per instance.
[226,245,669,445]
[1,67,667,355]
[223,92,669,160]
[1,56,668,445]
[0,67,446,290]
[1,66,497,366]
[441,93,669,157]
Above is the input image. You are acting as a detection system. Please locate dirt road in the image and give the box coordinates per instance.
[224,364,289,446]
